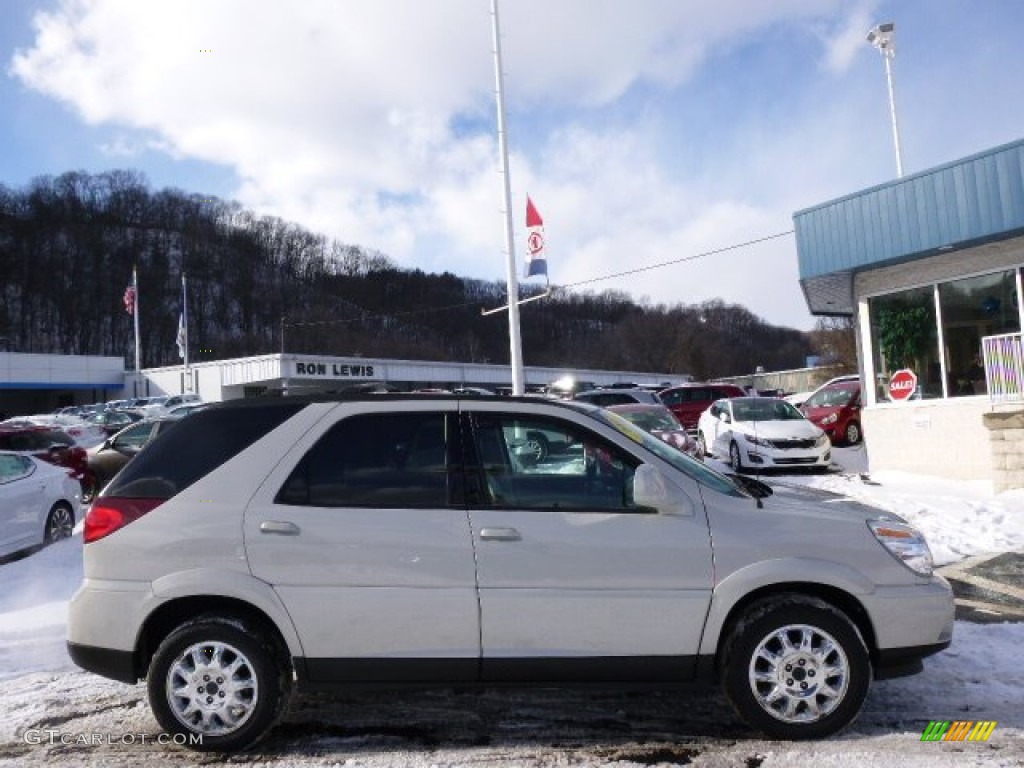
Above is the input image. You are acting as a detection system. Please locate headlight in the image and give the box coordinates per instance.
[815,433,830,447]
[868,519,933,576]
[743,433,772,447]
[821,413,838,425]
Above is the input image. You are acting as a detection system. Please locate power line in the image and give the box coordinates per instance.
[283,229,795,329]
[559,230,794,289]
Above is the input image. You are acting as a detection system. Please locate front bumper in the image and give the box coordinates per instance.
[863,575,955,676]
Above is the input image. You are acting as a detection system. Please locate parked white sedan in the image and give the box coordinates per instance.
[697,397,831,472]
[0,452,81,559]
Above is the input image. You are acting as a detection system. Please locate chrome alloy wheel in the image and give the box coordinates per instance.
[45,504,74,542]
[166,641,259,735]
[747,623,850,724]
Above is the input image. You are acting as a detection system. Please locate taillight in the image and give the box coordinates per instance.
[84,498,162,543]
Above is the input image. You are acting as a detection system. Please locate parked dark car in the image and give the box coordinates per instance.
[0,424,95,501]
[85,409,143,437]
[658,383,747,432]
[801,381,863,445]
[86,416,183,495]
[605,403,700,458]
[573,388,662,407]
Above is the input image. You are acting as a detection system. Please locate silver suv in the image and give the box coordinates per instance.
[69,395,953,752]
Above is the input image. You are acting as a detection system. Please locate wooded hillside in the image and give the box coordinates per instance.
[0,170,816,378]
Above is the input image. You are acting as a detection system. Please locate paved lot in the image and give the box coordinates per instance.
[938,552,1024,623]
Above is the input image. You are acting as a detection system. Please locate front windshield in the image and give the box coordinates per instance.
[804,385,856,408]
[616,407,682,432]
[590,408,745,498]
[731,397,806,422]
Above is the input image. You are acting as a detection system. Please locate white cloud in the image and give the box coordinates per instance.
[10,0,966,330]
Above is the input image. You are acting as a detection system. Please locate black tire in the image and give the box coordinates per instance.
[44,502,75,543]
[524,431,549,462]
[729,441,744,473]
[721,595,870,740]
[843,421,862,446]
[147,616,291,752]
[80,471,98,504]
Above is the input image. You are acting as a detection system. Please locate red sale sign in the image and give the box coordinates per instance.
[889,369,918,401]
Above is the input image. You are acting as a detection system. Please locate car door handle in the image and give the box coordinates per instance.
[479,527,521,541]
[260,520,301,536]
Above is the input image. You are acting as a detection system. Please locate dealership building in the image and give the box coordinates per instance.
[795,137,1024,489]
[0,350,681,416]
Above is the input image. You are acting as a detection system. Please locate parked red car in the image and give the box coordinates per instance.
[658,383,747,432]
[800,380,863,445]
[0,425,96,500]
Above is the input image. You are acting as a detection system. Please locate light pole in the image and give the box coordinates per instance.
[867,22,904,178]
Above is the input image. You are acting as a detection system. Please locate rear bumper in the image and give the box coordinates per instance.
[67,642,138,684]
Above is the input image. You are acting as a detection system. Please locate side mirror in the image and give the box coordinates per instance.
[720,412,731,423]
[632,464,691,515]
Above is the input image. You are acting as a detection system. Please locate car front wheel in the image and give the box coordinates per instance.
[729,441,744,472]
[147,616,291,752]
[722,595,870,739]
[843,421,862,445]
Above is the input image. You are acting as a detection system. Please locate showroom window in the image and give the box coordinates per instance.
[867,268,1023,401]
[869,286,942,399]
[939,270,1019,397]
[276,411,456,508]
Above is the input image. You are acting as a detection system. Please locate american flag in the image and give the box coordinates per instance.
[123,285,136,315]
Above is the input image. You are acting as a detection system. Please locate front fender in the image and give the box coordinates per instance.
[698,557,875,656]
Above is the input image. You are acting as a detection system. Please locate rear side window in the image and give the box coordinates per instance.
[104,402,305,499]
[275,412,457,508]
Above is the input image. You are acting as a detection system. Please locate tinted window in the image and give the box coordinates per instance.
[467,412,641,512]
[659,389,681,406]
[0,429,72,451]
[276,412,455,508]
[105,402,304,499]
[112,421,158,449]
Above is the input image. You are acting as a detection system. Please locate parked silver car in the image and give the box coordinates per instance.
[69,395,953,751]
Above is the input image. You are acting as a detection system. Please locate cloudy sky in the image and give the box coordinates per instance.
[3,0,1023,330]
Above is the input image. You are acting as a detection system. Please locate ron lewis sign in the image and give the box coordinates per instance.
[291,359,376,379]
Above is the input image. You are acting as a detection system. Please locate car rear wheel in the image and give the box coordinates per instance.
[729,441,744,472]
[44,502,75,542]
[722,595,870,739]
[843,421,862,446]
[148,616,291,752]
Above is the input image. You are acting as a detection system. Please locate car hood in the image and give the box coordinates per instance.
[801,405,842,421]
[733,419,823,439]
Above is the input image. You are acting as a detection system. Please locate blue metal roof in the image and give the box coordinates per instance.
[794,138,1024,314]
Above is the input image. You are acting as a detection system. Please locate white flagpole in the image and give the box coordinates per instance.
[132,264,141,373]
[490,0,525,396]
[182,272,190,389]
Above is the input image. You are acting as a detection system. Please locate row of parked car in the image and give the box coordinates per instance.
[563,377,864,472]
[0,395,209,558]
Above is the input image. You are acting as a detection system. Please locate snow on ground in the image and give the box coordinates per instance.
[1,455,1023,766]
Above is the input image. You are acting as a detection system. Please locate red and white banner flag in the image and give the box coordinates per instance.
[524,195,547,278]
